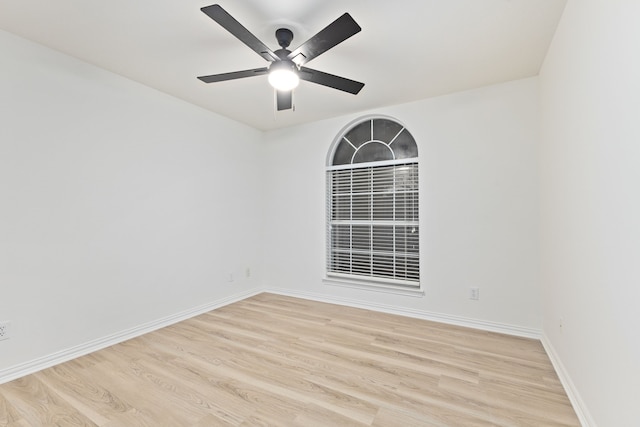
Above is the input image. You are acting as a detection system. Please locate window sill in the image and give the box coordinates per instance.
[323,277,424,297]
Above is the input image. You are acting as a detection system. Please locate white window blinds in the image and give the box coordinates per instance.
[327,162,419,286]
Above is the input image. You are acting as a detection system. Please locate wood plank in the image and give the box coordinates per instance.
[0,293,580,426]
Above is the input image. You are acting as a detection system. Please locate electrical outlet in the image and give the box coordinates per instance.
[227,273,234,282]
[0,321,11,341]
[245,267,251,278]
[469,288,480,300]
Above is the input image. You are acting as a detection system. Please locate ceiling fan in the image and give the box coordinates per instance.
[197,4,365,111]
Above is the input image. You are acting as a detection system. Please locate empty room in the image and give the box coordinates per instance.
[0,1,637,426]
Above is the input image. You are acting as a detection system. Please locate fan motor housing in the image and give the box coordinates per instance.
[269,58,297,73]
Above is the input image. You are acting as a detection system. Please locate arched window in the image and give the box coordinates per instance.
[326,117,420,290]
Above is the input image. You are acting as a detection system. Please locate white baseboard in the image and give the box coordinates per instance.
[265,287,541,339]
[0,287,263,385]
[541,334,596,427]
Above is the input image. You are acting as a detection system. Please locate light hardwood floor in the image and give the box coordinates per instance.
[0,293,580,426]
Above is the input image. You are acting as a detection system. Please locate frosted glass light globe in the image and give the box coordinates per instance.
[268,63,299,91]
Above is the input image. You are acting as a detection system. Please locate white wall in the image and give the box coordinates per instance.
[539,1,640,426]
[0,30,264,373]
[262,77,541,332]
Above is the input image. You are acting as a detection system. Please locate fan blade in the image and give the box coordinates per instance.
[276,90,293,111]
[299,67,364,94]
[287,13,361,66]
[198,67,268,83]
[201,4,278,62]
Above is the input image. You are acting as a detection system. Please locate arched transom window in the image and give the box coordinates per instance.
[326,117,420,289]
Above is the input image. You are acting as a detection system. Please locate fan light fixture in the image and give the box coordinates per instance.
[268,61,299,91]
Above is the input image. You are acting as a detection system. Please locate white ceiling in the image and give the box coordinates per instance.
[0,0,566,131]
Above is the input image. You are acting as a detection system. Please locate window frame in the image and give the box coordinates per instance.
[324,116,423,296]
